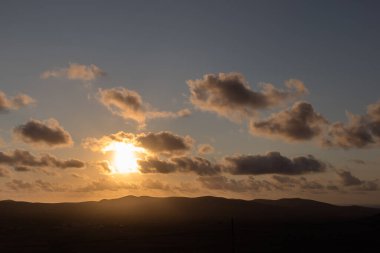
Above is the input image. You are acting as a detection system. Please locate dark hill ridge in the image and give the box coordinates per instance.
[0,195,378,224]
[1,196,380,253]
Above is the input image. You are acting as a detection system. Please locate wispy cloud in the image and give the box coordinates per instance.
[98,87,190,126]
[0,90,35,113]
[41,63,105,82]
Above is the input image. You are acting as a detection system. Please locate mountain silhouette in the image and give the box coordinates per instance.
[0,196,379,252]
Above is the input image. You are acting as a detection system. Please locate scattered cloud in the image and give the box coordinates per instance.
[6,179,68,192]
[250,102,328,141]
[141,178,172,191]
[337,170,378,191]
[139,156,221,176]
[83,131,193,156]
[198,175,274,192]
[13,118,73,147]
[136,132,193,156]
[223,152,327,175]
[197,144,215,155]
[0,149,85,170]
[272,175,325,191]
[98,87,190,126]
[13,166,32,172]
[323,101,380,148]
[41,63,105,82]
[6,179,34,191]
[0,90,35,113]
[188,73,307,122]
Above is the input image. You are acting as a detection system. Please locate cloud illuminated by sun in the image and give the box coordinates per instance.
[102,142,146,174]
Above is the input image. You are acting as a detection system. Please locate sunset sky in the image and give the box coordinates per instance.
[1,0,380,205]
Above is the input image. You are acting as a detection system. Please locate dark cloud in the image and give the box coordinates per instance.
[197,144,215,155]
[337,170,378,191]
[323,101,380,148]
[138,158,176,174]
[98,87,190,126]
[0,90,35,112]
[250,102,328,141]
[337,170,362,186]
[136,131,193,156]
[139,156,221,176]
[198,175,274,192]
[13,166,32,172]
[41,63,105,82]
[223,152,327,175]
[188,73,307,121]
[0,149,84,169]
[13,119,73,147]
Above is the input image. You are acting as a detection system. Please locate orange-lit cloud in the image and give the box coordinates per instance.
[83,131,193,156]
[197,144,215,155]
[41,63,105,82]
[322,101,380,148]
[98,87,190,126]
[0,90,35,112]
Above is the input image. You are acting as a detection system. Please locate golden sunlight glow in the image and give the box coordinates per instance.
[103,142,146,174]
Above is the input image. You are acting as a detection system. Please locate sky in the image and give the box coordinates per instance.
[1,0,380,205]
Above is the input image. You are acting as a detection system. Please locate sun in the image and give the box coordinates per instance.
[102,142,145,174]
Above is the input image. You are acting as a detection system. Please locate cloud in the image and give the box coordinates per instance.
[41,63,105,82]
[83,131,193,156]
[0,167,11,177]
[13,166,32,172]
[323,101,380,148]
[272,175,325,191]
[0,149,84,170]
[6,179,34,191]
[198,175,274,192]
[98,87,190,126]
[250,102,328,141]
[197,144,215,155]
[135,132,193,156]
[349,159,366,165]
[337,170,362,186]
[223,152,327,175]
[13,118,73,147]
[75,178,138,192]
[6,179,68,192]
[141,178,172,191]
[337,170,378,191]
[0,90,35,113]
[187,73,307,122]
[138,156,221,176]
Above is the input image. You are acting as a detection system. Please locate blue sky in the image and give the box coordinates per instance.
[1,0,380,204]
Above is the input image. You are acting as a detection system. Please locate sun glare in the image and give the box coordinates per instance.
[103,142,145,174]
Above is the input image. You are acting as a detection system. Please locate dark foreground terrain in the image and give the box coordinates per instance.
[0,196,379,252]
